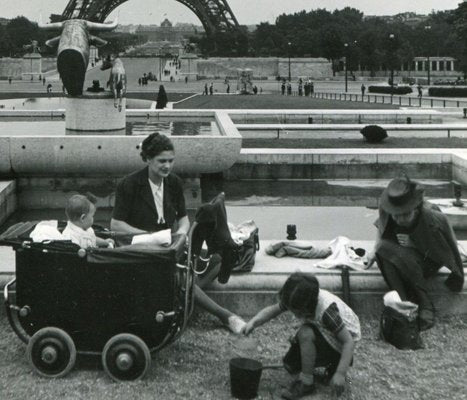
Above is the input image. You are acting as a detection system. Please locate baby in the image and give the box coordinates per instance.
[62,194,114,249]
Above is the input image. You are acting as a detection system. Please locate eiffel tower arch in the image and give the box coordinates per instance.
[61,0,240,36]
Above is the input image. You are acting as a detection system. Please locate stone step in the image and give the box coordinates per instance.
[1,239,466,318]
[206,240,467,317]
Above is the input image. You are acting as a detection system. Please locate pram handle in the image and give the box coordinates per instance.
[3,277,15,303]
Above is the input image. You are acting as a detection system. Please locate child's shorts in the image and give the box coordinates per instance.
[283,324,341,375]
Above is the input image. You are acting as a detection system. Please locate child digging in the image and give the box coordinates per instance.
[242,272,361,399]
[62,194,114,249]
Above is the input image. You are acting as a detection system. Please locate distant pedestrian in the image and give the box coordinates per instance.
[156,85,168,109]
[42,77,46,86]
[204,83,208,95]
[8,77,12,85]
[253,85,258,95]
[209,82,213,95]
[361,84,366,97]
[47,83,52,93]
[185,76,188,84]
[298,83,303,96]
[138,78,142,86]
[226,84,230,94]
[281,82,285,95]
[310,82,314,95]
[287,82,292,96]
[417,84,423,98]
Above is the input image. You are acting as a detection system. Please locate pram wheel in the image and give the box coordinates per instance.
[102,333,151,382]
[26,327,77,378]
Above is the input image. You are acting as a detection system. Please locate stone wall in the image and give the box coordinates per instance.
[0,57,56,79]
[194,57,332,79]
[0,58,22,79]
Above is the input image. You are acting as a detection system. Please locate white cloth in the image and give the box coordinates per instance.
[314,236,367,271]
[62,221,97,249]
[148,178,165,224]
[30,220,63,242]
[228,220,257,245]
[131,229,171,246]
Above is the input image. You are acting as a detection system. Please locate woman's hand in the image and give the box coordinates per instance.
[330,372,346,397]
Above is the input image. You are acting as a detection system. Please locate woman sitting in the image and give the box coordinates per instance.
[110,133,246,333]
[367,176,464,330]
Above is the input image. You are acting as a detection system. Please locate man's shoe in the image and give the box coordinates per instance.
[281,380,315,400]
[226,315,246,334]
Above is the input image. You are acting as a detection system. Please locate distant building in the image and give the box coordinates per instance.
[364,12,429,27]
[0,17,9,26]
[115,24,139,34]
[135,19,202,42]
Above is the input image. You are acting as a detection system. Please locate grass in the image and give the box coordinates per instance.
[174,94,399,110]
[1,306,466,400]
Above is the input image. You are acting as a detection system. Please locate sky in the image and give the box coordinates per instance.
[1,0,463,25]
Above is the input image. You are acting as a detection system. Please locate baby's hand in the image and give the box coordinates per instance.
[105,238,115,248]
[242,320,255,336]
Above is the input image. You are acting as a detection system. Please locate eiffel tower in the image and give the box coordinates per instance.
[61,0,240,35]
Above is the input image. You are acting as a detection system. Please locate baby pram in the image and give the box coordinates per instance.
[1,220,200,382]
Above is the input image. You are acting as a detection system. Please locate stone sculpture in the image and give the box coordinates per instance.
[101,55,127,111]
[39,19,117,96]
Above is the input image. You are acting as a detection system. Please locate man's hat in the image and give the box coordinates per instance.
[380,176,424,214]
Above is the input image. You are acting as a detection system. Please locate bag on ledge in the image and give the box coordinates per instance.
[232,225,260,273]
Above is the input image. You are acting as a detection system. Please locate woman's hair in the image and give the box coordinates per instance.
[279,272,320,315]
[65,193,96,222]
[140,133,174,162]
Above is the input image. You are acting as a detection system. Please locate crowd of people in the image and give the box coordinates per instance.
[281,78,315,96]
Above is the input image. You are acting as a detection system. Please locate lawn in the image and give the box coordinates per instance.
[174,94,399,110]
[1,306,466,400]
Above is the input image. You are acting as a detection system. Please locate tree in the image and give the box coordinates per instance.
[5,16,40,56]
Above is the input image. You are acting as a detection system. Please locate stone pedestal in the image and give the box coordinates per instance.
[21,53,42,80]
[65,92,126,132]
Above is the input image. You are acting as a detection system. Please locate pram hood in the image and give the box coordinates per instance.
[0,221,185,264]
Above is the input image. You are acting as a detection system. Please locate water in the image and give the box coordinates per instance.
[0,120,220,136]
[0,97,68,110]
[0,97,154,110]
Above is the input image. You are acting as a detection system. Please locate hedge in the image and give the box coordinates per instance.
[428,87,467,97]
[368,86,412,95]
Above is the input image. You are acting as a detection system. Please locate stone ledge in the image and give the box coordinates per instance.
[207,239,467,316]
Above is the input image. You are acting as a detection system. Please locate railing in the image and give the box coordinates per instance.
[309,91,467,109]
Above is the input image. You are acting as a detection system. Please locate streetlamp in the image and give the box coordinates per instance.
[389,34,395,101]
[344,43,348,92]
[424,25,431,85]
[287,42,291,81]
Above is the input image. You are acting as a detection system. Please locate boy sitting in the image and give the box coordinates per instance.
[62,194,114,249]
[242,272,361,399]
